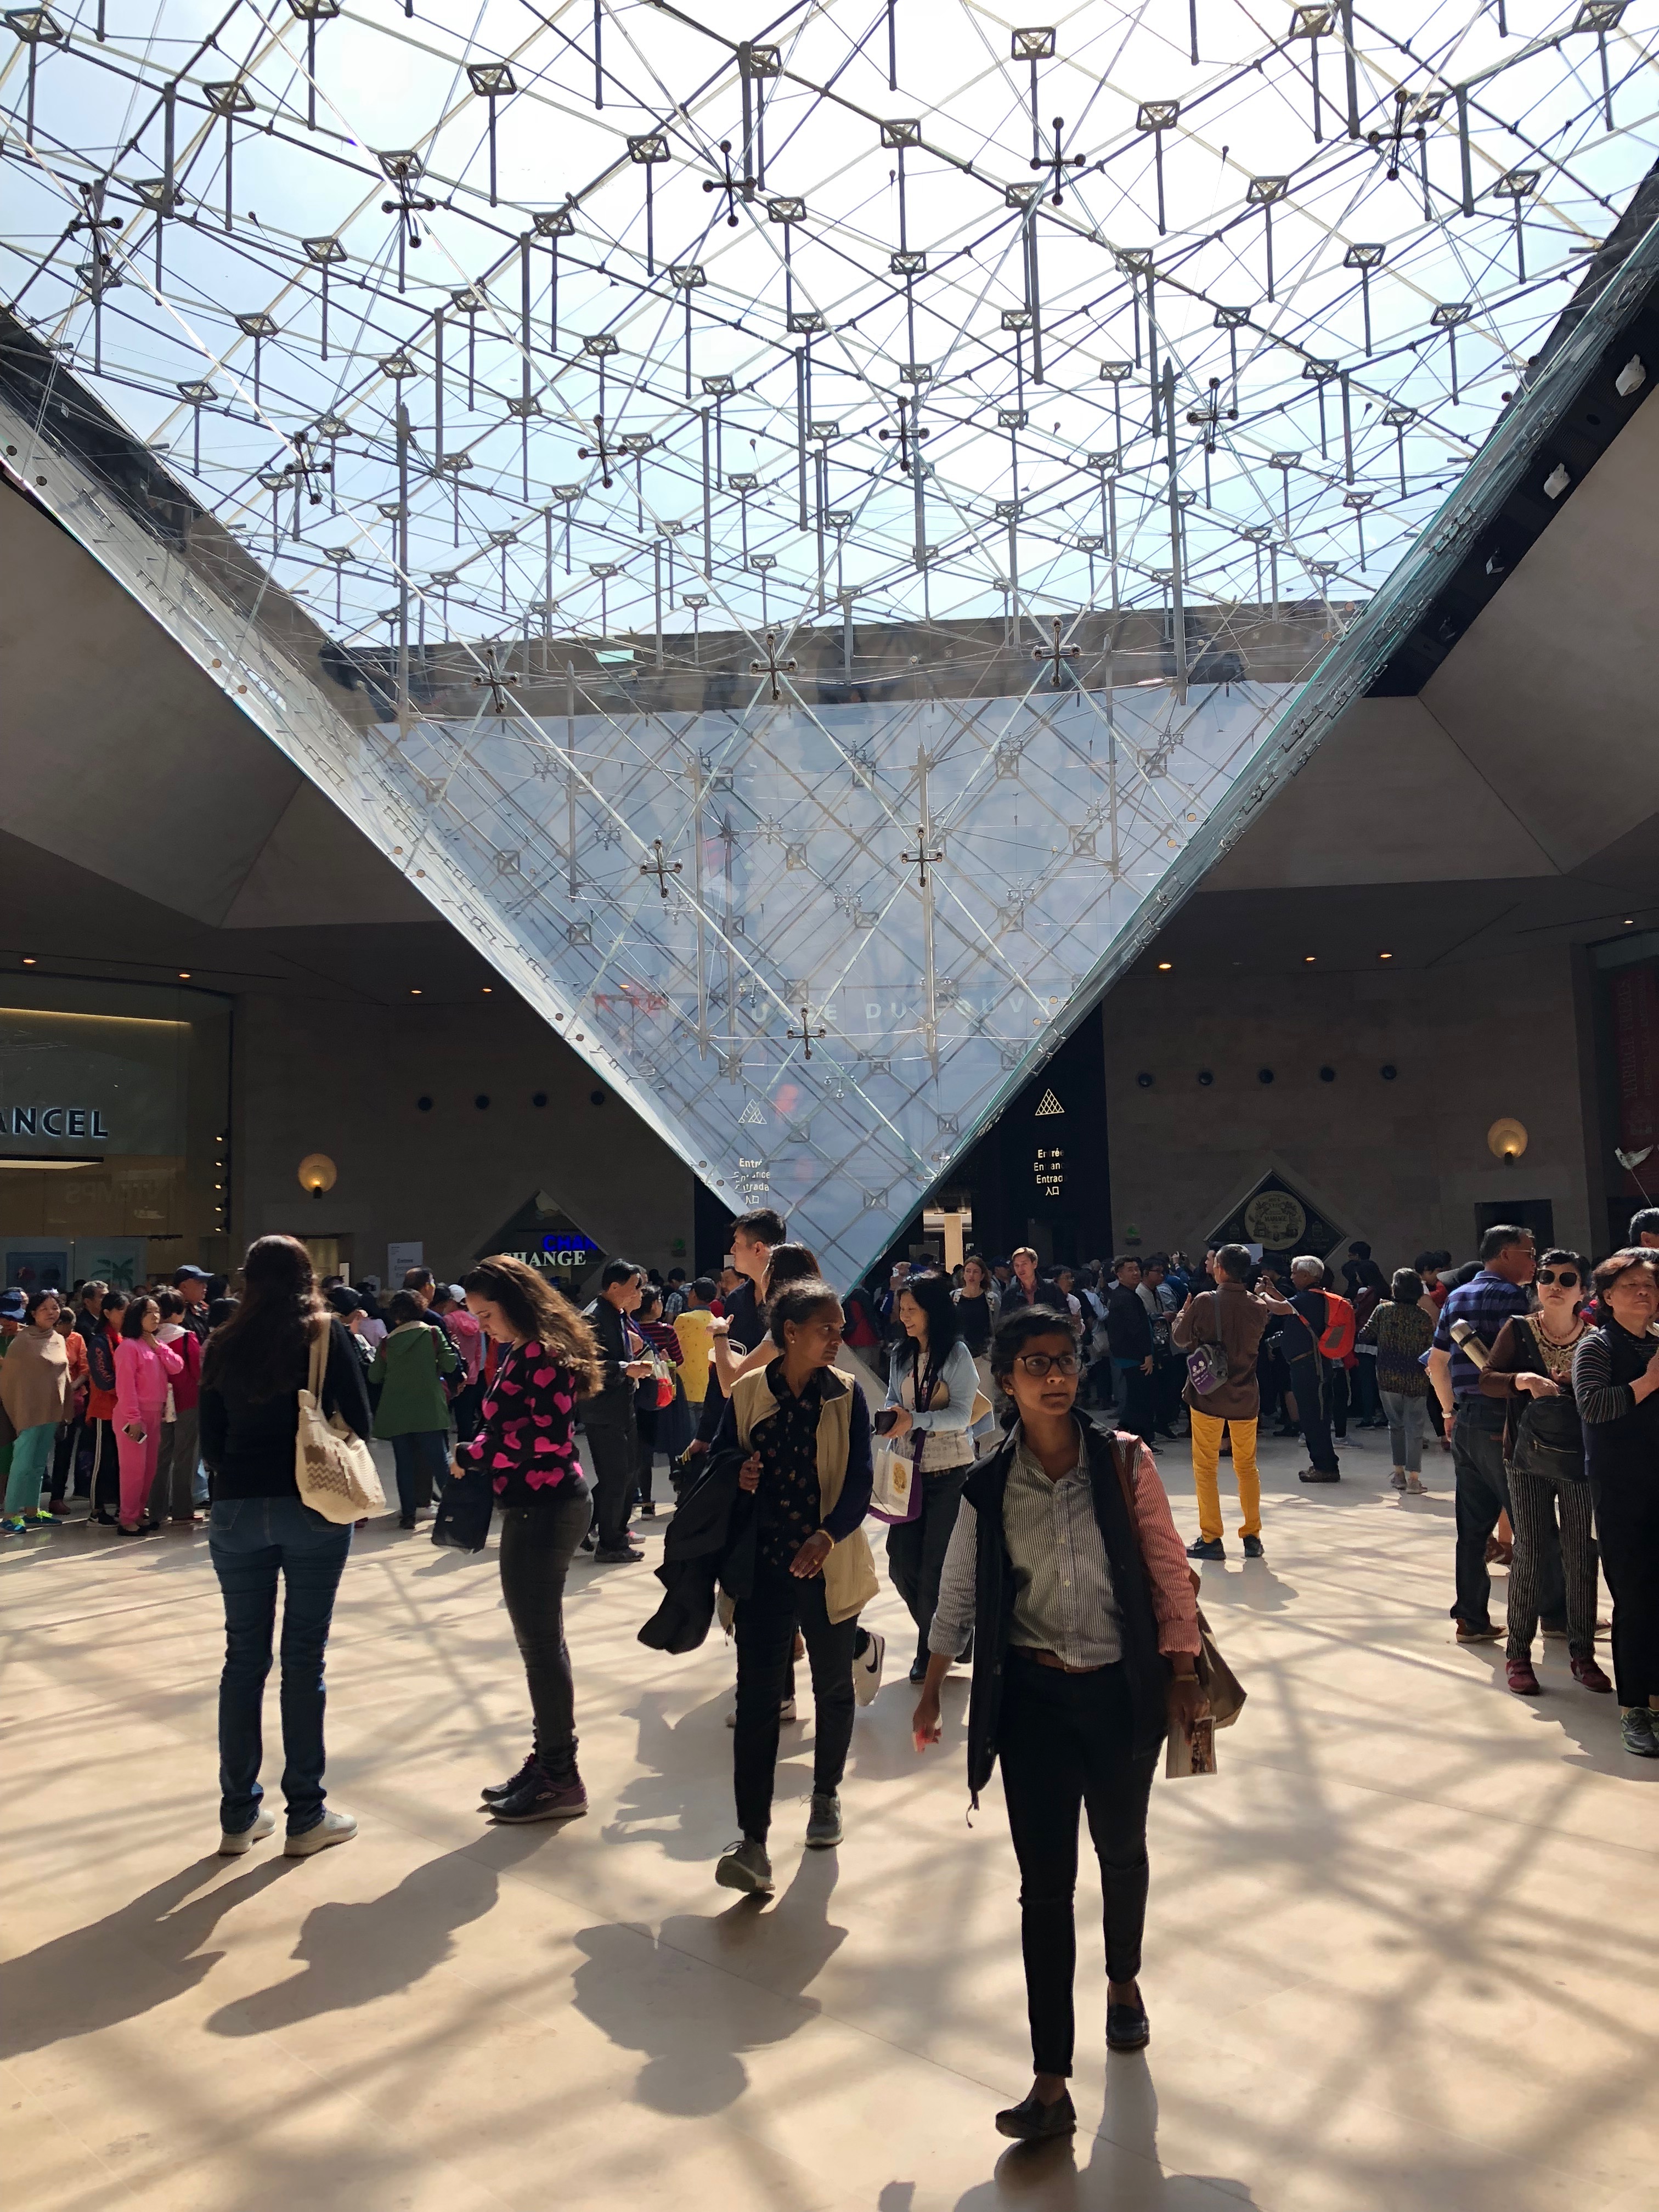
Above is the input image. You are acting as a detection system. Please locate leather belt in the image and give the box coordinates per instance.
[1010,1645,1102,1676]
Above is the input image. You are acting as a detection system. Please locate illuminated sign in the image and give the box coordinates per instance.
[1034,1142,1065,1199]
[540,1232,602,1271]
[1,1105,110,1141]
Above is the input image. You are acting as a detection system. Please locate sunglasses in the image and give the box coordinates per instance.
[1014,1352,1080,1378]
[1536,1268,1580,1289]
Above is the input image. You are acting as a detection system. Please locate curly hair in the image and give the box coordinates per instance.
[458,1255,603,1398]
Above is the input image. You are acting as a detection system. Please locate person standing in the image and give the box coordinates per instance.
[687,1207,786,1454]
[1627,1209,1659,1250]
[113,1296,185,1535]
[1138,1256,1185,1439]
[1,1289,73,1533]
[1348,1260,1389,1429]
[912,1306,1204,2140]
[458,1255,605,1821]
[82,1289,127,1523]
[371,1291,459,1528]
[633,1285,684,1517]
[1000,1248,1047,1314]
[1429,1225,1564,1644]
[1361,1270,1436,1493]
[1104,1258,1156,1444]
[580,1261,654,1562]
[199,1234,373,1854]
[1573,1249,1659,1756]
[1171,1244,1292,1560]
[710,1280,879,1895]
[153,1289,205,1524]
[1284,1258,1342,1483]
[435,1286,486,1441]
[1479,1251,1607,1698]
[670,1277,720,1463]
[172,1265,213,1345]
[884,1271,978,1683]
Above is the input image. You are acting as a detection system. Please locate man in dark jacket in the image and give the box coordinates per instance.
[1283,1256,1341,1481]
[1104,1258,1156,1444]
[580,1261,654,1561]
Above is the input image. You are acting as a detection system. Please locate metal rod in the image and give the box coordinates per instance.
[701,409,712,577]
[1457,87,1474,216]
[1341,370,1353,483]
[796,348,808,530]
[1164,363,1186,702]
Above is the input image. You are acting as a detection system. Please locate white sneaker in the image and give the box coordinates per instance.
[725,1697,800,1728]
[854,1628,885,1706]
[284,1807,358,1858]
[219,1808,276,1857]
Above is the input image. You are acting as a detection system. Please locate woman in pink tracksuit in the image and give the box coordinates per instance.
[114,1295,185,1534]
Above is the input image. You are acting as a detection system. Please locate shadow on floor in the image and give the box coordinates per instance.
[0,1855,300,2060]
[569,1846,847,2114]
[204,1828,552,2035]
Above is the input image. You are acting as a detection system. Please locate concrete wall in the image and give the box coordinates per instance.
[233,991,693,1284]
[1102,947,1595,1268]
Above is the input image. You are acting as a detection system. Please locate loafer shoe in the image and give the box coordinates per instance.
[994,2088,1076,2142]
[1107,1997,1151,2051]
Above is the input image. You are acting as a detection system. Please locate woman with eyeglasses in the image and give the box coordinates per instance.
[885,1270,979,1683]
[1479,1249,1607,1698]
[1573,1249,1659,1757]
[913,1305,1203,2141]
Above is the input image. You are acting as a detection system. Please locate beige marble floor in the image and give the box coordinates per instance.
[3,1427,1655,2212]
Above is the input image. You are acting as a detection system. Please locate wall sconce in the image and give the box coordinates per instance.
[1487,1118,1527,1165]
[298,1152,337,1198]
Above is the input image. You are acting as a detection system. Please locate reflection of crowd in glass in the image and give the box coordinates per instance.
[7,1203,1657,2140]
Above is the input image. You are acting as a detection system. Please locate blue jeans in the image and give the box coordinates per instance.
[208,1496,352,1836]
[390,1429,450,1517]
[1379,1388,1428,1473]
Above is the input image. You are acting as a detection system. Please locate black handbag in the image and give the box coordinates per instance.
[431,1464,493,1552]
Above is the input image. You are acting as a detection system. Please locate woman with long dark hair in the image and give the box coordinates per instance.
[199,1235,373,1857]
[114,1295,184,1534]
[458,1255,604,1822]
[885,1270,979,1683]
[1573,1249,1659,1757]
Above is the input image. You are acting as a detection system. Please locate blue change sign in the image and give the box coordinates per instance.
[541,1232,602,1271]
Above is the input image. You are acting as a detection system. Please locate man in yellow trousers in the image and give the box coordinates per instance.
[1171,1245,1295,1561]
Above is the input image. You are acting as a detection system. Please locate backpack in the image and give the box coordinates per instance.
[1318,1291,1357,1362]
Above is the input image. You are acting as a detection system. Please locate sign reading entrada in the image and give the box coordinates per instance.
[0,1105,110,1140]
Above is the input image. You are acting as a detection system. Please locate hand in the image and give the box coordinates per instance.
[708,1316,731,1339]
[1515,1372,1560,1398]
[912,1688,942,1750]
[885,1405,913,1437]
[737,1451,762,1493]
[789,1529,833,1578]
[1142,1356,1154,1375]
[1166,1670,1210,1738]
[624,1359,654,1380]
[682,1437,709,1459]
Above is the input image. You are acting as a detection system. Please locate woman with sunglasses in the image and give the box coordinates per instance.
[1479,1250,1608,1698]
[912,1306,1202,2141]
[1574,1250,1659,1757]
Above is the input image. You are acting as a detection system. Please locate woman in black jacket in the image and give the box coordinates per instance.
[199,1235,373,1859]
[1573,1249,1659,1758]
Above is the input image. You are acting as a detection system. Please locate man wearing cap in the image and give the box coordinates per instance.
[173,1266,213,1345]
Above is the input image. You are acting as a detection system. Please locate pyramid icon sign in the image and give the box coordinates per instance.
[1034,1089,1065,1118]
[739,1100,767,1126]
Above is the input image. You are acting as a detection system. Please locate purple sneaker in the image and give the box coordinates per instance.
[489,1762,589,1823]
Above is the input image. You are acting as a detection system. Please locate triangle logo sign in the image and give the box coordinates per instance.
[1034,1089,1065,1118]
[738,1100,767,1126]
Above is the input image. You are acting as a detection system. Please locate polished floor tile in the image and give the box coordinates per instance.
[3,1430,1654,2211]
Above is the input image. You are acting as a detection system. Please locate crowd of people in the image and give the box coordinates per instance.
[4,1201,1657,2139]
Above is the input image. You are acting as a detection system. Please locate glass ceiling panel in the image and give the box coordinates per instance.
[4,1,1658,1279]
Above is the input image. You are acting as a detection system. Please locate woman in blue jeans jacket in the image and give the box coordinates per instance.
[198,1235,373,1860]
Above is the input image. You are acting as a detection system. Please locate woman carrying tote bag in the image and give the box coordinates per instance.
[199,1235,374,1860]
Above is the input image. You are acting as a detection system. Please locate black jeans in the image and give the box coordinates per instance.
[634,1401,658,1504]
[1592,1468,1659,1707]
[733,1568,858,1842]
[1324,1359,1350,1440]
[1287,1355,1338,1472]
[1451,1407,1564,1630]
[581,1407,637,1549]
[1113,1363,1156,1443]
[498,1487,592,1762]
[997,1655,1158,2078]
[885,1464,970,1668]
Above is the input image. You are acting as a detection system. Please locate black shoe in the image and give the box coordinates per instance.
[490,1761,589,1822]
[1272,1426,1300,1440]
[1107,1996,1151,2051]
[399,1514,417,1529]
[579,1531,596,1553]
[994,2087,1076,2142]
[1186,1536,1224,1561]
[480,1751,538,1807]
[1242,1534,1265,1559]
[592,1545,645,1564]
[1299,1468,1340,1483]
[909,1656,930,1683]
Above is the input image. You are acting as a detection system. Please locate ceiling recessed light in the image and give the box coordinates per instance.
[410,987,422,996]
[21,956,35,966]
[1626,917,1636,926]
[1379,951,1393,960]
[178,970,191,979]
[1304,955,1316,963]
[1156,961,1173,972]
[482,986,493,994]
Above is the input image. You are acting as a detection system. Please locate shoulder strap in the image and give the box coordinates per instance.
[307,1318,328,1400]
[1107,1430,1147,1567]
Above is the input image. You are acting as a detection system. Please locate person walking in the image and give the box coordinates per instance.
[1573,1250,1659,1756]
[1361,1269,1436,1493]
[709,1279,879,1896]
[1105,1257,1156,1444]
[885,1270,979,1683]
[1,1289,73,1533]
[113,1295,185,1535]
[1171,1243,1292,1560]
[912,1305,1204,2140]
[371,1291,459,1528]
[1429,1225,1565,1644]
[1479,1251,1607,1699]
[580,1261,655,1562]
[458,1255,605,1822]
[199,1234,373,1855]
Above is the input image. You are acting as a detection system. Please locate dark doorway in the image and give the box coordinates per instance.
[1473,1199,1554,1250]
